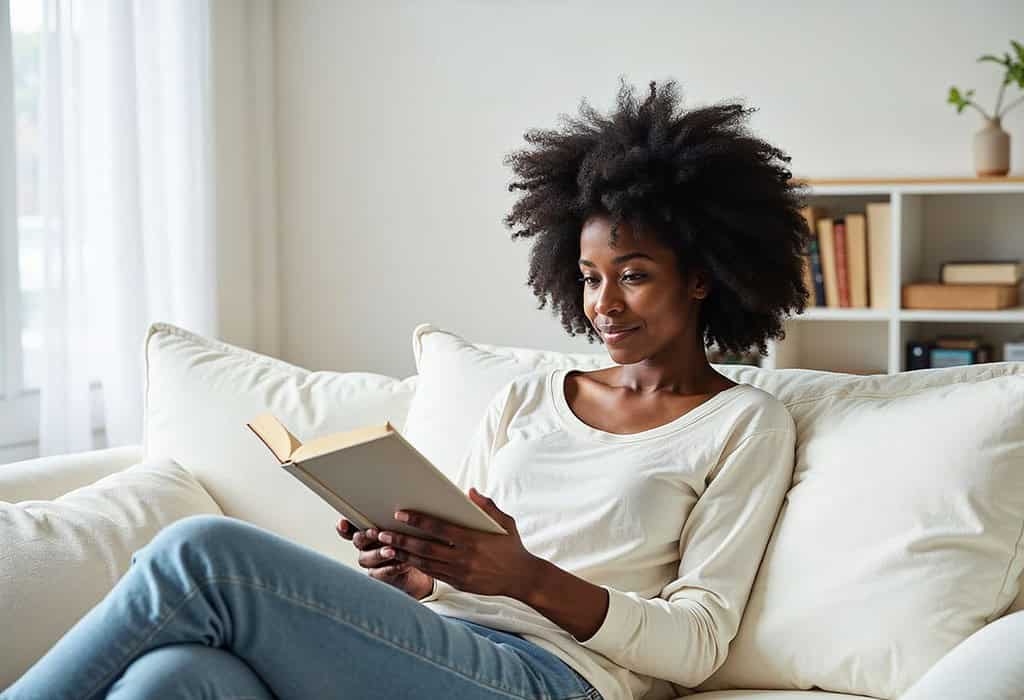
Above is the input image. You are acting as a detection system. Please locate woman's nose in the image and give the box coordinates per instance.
[593,281,624,315]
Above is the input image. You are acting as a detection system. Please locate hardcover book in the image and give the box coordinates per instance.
[246,414,508,542]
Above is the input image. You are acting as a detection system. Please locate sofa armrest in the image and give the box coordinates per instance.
[899,611,1024,699]
[0,445,144,502]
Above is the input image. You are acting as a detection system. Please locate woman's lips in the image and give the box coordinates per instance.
[603,327,639,344]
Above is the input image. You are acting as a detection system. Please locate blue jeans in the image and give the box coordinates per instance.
[2,514,602,700]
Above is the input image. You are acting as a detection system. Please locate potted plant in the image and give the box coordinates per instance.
[947,39,1023,177]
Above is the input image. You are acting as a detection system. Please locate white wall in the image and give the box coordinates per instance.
[273,0,1024,379]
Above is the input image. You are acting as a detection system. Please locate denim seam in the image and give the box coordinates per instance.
[88,574,561,700]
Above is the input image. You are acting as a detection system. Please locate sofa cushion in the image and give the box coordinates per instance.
[401,323,618,480]
[143,322,417,569]
[699,372,1024,699]
[0,458,220,690]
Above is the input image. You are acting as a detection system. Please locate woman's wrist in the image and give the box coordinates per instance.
[414,576,437,601]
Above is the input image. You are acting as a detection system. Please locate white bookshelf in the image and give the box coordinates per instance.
[762,176,1024,374]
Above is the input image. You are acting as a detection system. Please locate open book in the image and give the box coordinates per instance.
[246,414,507,543]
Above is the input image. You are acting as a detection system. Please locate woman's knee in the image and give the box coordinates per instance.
[107,644,274,700]
[131,514,253,572]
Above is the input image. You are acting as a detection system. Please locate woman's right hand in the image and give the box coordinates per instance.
[336,517,435,600]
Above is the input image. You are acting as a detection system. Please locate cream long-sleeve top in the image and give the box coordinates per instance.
[418,366,796,700]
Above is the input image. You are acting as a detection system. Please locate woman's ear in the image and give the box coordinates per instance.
[691,268,712,301]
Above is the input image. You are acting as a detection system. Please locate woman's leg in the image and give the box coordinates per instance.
[1,514,598,700]
[106,644,274,700]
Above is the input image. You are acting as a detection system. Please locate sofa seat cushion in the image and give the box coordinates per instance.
[0,457,221,689]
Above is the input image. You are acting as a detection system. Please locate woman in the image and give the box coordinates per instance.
[2,78,809,700]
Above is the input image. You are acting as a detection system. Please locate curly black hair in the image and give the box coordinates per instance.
[502,77,812,357]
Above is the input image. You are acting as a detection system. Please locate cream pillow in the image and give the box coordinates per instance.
[700,374,1024,699]
[0,458,221,690]
[143,322,417,569]
[400,323,616,480]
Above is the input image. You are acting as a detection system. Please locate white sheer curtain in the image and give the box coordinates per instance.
[36,0,219,455]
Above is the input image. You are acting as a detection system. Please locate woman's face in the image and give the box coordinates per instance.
[578,214,708,363]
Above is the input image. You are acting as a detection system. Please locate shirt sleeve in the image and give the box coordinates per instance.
[418,379,517,604]
[570,423,797,688]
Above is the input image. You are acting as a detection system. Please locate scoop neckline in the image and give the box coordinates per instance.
[549,367,752,443]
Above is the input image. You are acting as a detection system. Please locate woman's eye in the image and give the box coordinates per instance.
[578,273,645,286]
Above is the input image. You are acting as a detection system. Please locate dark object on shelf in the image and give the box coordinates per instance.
[906,340,931,371]
[928,345,993,369]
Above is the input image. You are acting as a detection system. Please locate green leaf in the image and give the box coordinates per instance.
[978,53,1007,66]
[1011,39,1024,63]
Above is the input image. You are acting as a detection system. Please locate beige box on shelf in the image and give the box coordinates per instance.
[901,283,1019,310]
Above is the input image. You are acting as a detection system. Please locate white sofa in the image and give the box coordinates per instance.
[2,321,1023,700]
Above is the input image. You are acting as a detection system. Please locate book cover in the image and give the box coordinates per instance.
[844,213,869,308]
[833,218,850,307]
[939,260,1023,285]
[246,414,508,541]
[866,202,892,309]
[816,218,840,308]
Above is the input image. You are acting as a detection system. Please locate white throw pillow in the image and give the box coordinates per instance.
[0,458,221,690]
[700,374,1024,699]
[400,323,617,481]
[143,322,417,569]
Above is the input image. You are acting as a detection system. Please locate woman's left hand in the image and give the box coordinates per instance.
[378,487,543,600]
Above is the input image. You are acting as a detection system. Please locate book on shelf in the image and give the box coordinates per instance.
[815,218,840,308]
[844,214,869,308]
[799,206,826,306]
[934,334,984,350]
[939,260,1023,285]
[833,218,851,307]
[865,202,892,309]
[901,283,1019,310]
[246,413,508,542]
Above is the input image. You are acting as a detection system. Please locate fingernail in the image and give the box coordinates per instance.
[395,512,408,522]
[381,547,395,558]
[379,532,392,543]
[367,529,377,538]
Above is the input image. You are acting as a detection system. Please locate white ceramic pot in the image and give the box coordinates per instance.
[973,117,1010,177]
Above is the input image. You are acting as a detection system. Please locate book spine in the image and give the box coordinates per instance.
[833,218,850,307]
[809,239,825,306]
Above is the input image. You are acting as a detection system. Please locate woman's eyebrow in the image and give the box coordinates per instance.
[578,252,655,267]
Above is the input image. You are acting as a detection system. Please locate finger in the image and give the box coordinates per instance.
[394,510,462,543]
[469,488,513,529]
[359,544,397,569]
[369,563,410,579]
[336,519,354,540]
[381,531,454,564]
[393,550,452,580]
[353,528,381,551]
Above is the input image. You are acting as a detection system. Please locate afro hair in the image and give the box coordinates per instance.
[502,77,813,357]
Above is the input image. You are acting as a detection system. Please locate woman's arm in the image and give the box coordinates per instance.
[522,560,609,642]
[536,425,797,689]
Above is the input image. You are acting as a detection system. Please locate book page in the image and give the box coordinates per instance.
[247,413,303,463]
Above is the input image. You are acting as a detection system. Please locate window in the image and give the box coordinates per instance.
[1,0,44,456]
[10,0,42,391]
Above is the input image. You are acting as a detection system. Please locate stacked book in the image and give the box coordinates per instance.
[800,204,891,309]
[902,260,1023,311]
